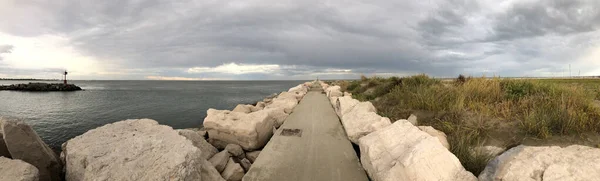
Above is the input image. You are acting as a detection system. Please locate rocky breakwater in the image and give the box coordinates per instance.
[200,81,312,180]
[0,83,82,92]
[0,81,312,181]
[321,81,476,181]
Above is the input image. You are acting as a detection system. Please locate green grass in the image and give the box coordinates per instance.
[343,75,600,175]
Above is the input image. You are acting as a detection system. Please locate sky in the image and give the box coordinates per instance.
[0,0,599,80]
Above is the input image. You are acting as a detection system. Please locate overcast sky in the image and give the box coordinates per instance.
[1,0,599,80]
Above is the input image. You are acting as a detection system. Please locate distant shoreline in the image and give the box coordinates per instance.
[0,78,60,81]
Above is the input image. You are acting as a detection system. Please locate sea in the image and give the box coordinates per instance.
[0,80,306,150]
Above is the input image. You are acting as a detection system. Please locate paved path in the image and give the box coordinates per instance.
[243,85,369,181]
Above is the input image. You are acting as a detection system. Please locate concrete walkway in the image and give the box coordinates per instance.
[243,86,369,181]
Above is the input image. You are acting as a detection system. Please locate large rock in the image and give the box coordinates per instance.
[0,157,39,181]
[178,129,218,159]
[417,126,450,149]
[232,104,261,113]
[334,96,360,117]
[221,158,245,181]
[325,85,341,97]
[1,118,62,181]
[259,108,288,128]
[264,94,298,114]
[225,144,245,159]
[210,151,231,173]
[201,159,226,181]
[479,145,600,181]
[63,119,204,181]
[288,84,308,94]
[359,120,477,181]
[0,124,11,158]
[340,102,391,144]
[203,109,277,151]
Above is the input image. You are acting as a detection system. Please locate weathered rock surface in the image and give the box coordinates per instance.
[264,92,299,114]
[232,104,262,113]
[479,145,600,181]
[210,150,232,173]
[239,158,252,172]
[222,158,245,181]
[288,84,308,94]
[417,126,450,149]
[63,119,204,181]
[407,114,418,126]
[201,159,226,181]
[225,144,245,159]
[245,151,260,163]
[260,108,288,128]
[0,157,39,181]
[1,118,62,181]
[340,102,391,144]
[0,125,11,158]
[326,86,343,97]
[204,109,276,151]
[178,129,218,159]
[343,92,352,96]
[334,96,360,117]
[359,120,477,181]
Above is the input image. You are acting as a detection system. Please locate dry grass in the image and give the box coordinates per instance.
[343,75,600,175]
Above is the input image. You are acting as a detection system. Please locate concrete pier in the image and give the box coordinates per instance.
[243,85,369,181]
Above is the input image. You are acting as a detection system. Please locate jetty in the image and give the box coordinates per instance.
[243,84,368,181]
[0,83,82,91]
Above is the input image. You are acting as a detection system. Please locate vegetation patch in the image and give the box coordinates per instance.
[341,75,600,175]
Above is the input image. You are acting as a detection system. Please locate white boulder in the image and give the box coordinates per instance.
[359,120,477,181]
[1,118,62,181]
[264,93,299,114]
[288,84,308,94]
[0,157,39,181]
[417,126,450,150]
[340,102,391,144]
[203,109,276,151]
[63,119,204,181]
[334,96,360,117]
[260,108,288,128]
[326,86,343,97]
[232,105,253,113]
[177,129,218,159]
[479,145,600,181]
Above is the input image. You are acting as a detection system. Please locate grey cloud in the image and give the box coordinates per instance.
[1,0,599,79]
[491,0,600,41]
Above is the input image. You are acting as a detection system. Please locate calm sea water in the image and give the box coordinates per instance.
[0,80,305,149]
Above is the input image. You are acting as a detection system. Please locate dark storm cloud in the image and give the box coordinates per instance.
[1,0,599,79]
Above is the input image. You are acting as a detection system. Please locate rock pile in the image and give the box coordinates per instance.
[0,117,63,181]
[0,83,82,92]
[200,81,312,180]
[320,81,476,181]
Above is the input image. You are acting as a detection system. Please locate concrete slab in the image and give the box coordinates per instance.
[243,86,369,181]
